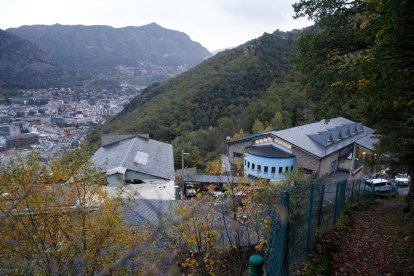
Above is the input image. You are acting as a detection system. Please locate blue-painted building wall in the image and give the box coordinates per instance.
[244,153,295,180]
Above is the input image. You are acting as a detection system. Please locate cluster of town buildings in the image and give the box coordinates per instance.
[0,87,138,163]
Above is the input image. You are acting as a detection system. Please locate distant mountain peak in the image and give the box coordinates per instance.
[2,23,212,88]
[7,24,211,70]
[144,22,161,27]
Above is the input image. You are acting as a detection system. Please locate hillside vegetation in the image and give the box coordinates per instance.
[0,30,81,88]
[88,29,317,168]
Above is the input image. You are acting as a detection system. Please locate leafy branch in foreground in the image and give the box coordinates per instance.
[0,151,150,275]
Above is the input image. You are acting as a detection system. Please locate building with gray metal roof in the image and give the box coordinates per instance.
[227,117,376,178]
[92,134,174,187]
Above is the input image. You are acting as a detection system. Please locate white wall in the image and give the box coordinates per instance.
[136,180,176,200]
[105,180,176,200]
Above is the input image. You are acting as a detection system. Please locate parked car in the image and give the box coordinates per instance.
[395,173,410,186]
[210,190,223,199]
[185,184,196,197]
[364,178,394,193]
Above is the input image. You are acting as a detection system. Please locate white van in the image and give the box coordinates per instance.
[364,178,394,193]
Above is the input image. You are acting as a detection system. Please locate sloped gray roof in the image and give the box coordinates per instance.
[101,133,150,146]
[92,135,174,180]
[355,134,378,151]
[271,117,374,158]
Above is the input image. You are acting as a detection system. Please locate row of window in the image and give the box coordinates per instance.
[254,137,292,150]
[244,160,293,174]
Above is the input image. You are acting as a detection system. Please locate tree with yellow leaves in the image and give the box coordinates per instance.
[252,119,265,134]
[0,150,149,275]
[166,158,272,275]
[232,128,247,142]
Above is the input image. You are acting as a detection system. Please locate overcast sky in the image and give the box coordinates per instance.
[0,0,312,51]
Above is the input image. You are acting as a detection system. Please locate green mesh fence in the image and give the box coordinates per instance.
[265,178,374,275]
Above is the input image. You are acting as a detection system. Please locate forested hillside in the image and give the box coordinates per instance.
[0,30,81,88]
[89,29,317,168]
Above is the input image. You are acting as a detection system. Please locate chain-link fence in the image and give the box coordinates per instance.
[265,178,376,275]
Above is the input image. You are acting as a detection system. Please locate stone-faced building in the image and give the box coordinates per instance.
[227,117,374,179]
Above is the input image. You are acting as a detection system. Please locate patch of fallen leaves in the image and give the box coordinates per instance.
[331,199,414,275]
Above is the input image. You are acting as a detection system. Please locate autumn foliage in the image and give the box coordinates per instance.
[0,151,148,275]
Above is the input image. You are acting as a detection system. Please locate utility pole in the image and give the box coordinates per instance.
[181,149,189,199]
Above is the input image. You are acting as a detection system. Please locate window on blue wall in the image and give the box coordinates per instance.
[290,165,293,172]
[271,167,276,174]
[278,167,282,173]
[244,160,246,166]
[252,163,255,170]
[258,165,261,171]
[248,162,250,168]
[285,166,289,172]
[264,166,268,173]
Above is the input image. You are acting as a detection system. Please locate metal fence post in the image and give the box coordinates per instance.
[279,191,289,276]
[305,183,314,257]
[317,184,325,229]
[362,179,366,200]
[356,180,361,203]
[334,181,346,225]
[333,181,340,225]
[264,191,289,276]
[339,180,346,213]
[371,182,375,200]
[350,180,354,205]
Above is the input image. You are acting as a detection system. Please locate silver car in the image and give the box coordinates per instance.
[395,173,409,186]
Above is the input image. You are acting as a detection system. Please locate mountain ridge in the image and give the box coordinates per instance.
[7,23,212,70]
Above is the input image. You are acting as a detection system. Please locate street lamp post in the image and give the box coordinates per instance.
[181,149,189,199]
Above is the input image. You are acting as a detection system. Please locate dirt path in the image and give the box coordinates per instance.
[332,199,414,275]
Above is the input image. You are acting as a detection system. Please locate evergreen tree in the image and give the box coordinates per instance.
[293,0,414,209]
